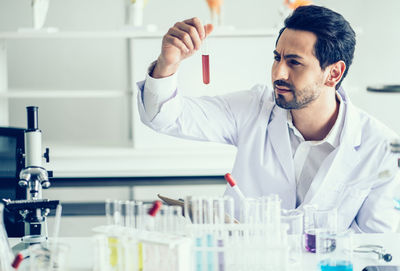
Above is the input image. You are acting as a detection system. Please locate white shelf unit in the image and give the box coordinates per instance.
[0,29,276,177]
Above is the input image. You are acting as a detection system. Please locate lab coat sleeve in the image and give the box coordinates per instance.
[137,74,266,146]
[353,146,400,233]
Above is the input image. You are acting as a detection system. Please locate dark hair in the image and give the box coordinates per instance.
[276,5,356,90]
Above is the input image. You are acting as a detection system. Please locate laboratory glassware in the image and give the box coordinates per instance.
[29,241,70,271]
[105,199,122,226]
[316,229,353,271]
[202,38,210,85]
[281,209,304,267]
[225,173,246,201]
[304,205,337,253]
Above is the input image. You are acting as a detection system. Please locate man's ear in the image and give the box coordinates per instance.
[325,60,346,88]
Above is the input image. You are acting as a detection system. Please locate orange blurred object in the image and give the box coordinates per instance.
[284,0,312,10]
[206,0,223,14]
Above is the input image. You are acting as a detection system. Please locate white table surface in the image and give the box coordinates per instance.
[10,233,400,271]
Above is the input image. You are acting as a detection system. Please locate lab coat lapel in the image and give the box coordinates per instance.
[268,105,296,185]
[301,97,362,206]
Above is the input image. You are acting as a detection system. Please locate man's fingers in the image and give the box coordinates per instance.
[164,35,189,54]
[175,22,202,50]
[168,27,195,51]
[183,17,205,40]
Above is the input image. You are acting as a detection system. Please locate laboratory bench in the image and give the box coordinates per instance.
[9,233,400,271]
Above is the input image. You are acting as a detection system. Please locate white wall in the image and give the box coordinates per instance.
[1,0,400,86]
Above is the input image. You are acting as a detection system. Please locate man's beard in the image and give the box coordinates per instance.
[273,80,320,110]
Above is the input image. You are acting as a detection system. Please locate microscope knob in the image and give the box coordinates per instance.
[44,148,50,163]
[18,179,28,187]
[383,253,392,262]
[41,180,51,189]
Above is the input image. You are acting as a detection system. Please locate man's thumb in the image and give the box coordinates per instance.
[204,24,214,37]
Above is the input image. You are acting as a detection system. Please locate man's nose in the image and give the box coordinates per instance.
[272,62,289,81]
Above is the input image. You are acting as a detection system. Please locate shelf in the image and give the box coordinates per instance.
[0,89,129,99]
[47,144,237,177]
[0,28,276,40]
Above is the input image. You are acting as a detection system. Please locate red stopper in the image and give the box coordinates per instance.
[11,253,24,269]
[224,173,236,187]
[148,200,162,217]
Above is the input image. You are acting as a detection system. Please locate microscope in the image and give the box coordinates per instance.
[3,106,59,252]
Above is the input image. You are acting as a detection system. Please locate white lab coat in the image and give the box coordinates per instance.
[138,82,400,233]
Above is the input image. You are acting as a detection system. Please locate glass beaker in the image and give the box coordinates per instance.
[281,209,304,267]
[29,241,70,271]
[316,229,353,271]
[303,205,337,253]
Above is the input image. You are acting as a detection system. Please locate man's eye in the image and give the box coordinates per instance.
[274,55,280,61]
[289,59,301,65]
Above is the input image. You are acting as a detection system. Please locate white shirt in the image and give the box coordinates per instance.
[287,94,344,206]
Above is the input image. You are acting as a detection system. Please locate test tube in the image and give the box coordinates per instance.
[184,196,193,223]
[127,201,135,229]
[145,200,162,231]
[191,196,204,271]
[114,200,122,226]
[202,38,210,84]
[105,199,112,225]
[224,173,246,201]
[203,197,214,271]
[121,201,130,228]
[266,195,282,246]
[135,201,144,230]
[170,205,183,234]
[223,196,235,224]
[157,205,169,232]
[214,198,225,271]
[240,198,260,224]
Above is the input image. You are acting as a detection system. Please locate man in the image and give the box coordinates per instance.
[138,5,400,232]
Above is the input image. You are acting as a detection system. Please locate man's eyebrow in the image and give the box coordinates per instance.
[273,50,304,60]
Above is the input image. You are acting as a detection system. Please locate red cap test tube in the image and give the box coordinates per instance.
[224,173,246,201]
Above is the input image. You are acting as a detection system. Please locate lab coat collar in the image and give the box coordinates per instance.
[337,86,362,147]
[300,87,362,206]
[268,105,296,185]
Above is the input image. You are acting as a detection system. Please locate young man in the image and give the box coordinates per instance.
[138,6,400,232]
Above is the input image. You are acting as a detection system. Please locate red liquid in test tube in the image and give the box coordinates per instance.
[202,54,210,84]
[202,38,210,84]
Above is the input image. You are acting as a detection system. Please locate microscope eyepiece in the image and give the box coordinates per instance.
[26,106,39,131]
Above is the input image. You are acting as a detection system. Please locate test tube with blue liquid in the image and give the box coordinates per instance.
[203,197,214,271]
